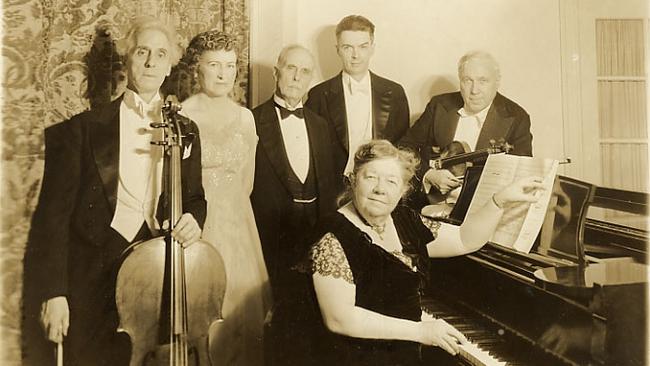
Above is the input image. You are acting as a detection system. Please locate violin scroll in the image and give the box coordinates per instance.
[487,138,513,154]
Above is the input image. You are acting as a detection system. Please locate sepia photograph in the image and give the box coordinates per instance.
[2,0,648,365]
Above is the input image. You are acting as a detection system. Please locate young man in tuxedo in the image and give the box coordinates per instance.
[306,15,410,179]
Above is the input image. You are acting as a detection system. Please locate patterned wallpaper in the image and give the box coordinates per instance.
[1,0,249,364]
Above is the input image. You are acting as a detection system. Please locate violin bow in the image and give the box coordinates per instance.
[56,342,63,366]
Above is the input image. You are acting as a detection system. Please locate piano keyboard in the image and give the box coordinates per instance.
[421,297,557,366]
[421,307,509,365]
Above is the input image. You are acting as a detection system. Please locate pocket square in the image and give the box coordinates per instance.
[182,143,192,159]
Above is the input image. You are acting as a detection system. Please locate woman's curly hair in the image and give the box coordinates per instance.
[166,30,239,100]
[338,139,421,207]
[181,30,238,75]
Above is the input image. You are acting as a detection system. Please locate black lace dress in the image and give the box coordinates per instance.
[310,204,440,366]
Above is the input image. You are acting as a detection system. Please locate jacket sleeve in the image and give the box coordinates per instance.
[24,119,82,302]
[180,120,207,228]
[305,87,324,117]
[398,98,439,179]
[391,84,411,142]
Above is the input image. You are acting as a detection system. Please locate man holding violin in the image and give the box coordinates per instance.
[22,17,205,366]
[400,51,533,209]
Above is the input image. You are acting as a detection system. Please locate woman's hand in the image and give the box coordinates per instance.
[418,318,467,355]
[40,296,69,344]
[493,176,545,208]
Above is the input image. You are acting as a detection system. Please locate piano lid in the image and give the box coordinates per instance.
[533,258,648,300]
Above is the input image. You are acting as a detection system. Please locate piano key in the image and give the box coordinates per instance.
[459,342,507,366]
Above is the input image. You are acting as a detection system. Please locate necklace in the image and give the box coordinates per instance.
[354,206,387,240]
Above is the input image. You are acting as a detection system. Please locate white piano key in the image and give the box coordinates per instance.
[459,342,507,366]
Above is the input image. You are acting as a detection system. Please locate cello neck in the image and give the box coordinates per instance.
[161,97,191,366]
[167,142,184,230]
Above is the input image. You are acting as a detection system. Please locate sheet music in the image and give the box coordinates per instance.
[467,154,558,253]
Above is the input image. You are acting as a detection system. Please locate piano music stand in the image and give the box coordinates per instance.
[533,175,596,267]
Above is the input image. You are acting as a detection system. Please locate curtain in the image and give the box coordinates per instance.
[1,1,249,364]
[595,19,648,226]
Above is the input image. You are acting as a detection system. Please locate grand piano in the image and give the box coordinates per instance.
[421,168,648,366]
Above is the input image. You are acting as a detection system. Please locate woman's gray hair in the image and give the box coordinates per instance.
[337,140,420,207]
[116,16,183,66]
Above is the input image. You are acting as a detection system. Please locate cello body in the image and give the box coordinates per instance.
[115,237,226,366]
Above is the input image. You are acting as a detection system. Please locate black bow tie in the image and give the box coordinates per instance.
[275,103,304,119]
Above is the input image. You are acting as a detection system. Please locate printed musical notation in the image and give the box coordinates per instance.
[467,154,558,253]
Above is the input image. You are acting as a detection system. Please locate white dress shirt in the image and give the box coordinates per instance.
[342,71,373,175]
[423,103,493,196]
[274,95,310,183]
[454,103,492,150]
[111,89,164,241]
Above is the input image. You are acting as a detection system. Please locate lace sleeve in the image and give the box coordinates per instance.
[310,233,354,284]
[419,215,441,239]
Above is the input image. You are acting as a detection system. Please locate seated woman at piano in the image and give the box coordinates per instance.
[309,139,543,365]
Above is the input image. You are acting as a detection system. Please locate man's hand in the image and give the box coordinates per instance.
[424,168,462,195]
[40,296,69,344]
[170,213,201,246]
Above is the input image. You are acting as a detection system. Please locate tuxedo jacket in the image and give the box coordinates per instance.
[306,71,410,176]
[250,98,339,292]
[23,96,206,306]
[400,91,532,178]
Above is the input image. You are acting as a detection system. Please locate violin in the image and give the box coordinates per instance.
[426,139,512,207]
[115,96,226,366]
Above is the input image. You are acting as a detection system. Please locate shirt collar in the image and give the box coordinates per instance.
[458,102,492,125]
[273,94,303,110]
[342,71,371,95]
[123,88,163,118]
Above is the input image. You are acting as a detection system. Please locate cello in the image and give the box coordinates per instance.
[115,96,226,366]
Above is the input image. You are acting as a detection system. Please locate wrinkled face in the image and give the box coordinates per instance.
[352,158,407,221]
[336,30,374,77]
[459,58,499,114]
[126,28,173,101]
[275,48,314,107]
[197,49,237,98]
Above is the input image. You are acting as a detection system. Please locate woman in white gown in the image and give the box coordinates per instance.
[179,30,272,366]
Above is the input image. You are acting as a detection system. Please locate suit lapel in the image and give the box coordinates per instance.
[257,100,294,193]
[90,98,122,212]
[305,110,333,216]
[370,72,392,139]
[476,94,513,149]
[326,73,349,153]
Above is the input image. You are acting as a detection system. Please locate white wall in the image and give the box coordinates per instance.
[251,0,566,162]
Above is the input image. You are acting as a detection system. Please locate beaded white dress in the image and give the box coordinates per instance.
[184,103,272,366]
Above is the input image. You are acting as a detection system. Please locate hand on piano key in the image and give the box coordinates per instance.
[418,318,468,355]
